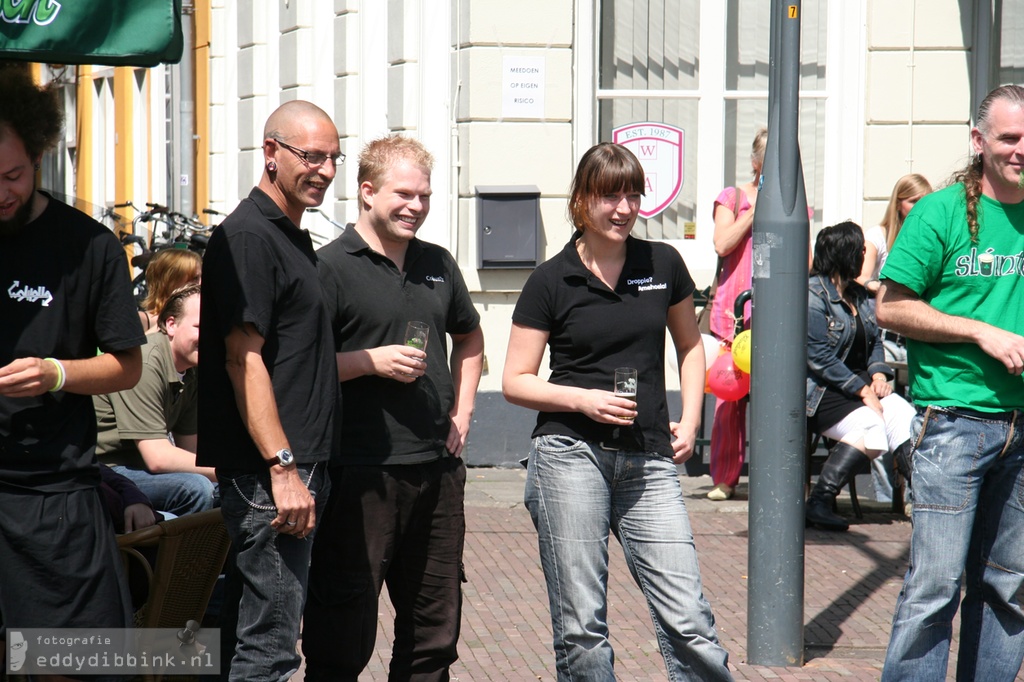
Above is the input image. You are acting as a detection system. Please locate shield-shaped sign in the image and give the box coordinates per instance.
[612,122,684,219]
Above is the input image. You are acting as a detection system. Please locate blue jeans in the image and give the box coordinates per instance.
[524,435,732,682]
[882,406,1024,681]
[111,464,217,516]
[218,463,329,682]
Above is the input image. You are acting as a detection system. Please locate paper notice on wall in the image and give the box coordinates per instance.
[502,56,545,119]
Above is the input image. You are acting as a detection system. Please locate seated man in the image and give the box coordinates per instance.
[95,283,217,515]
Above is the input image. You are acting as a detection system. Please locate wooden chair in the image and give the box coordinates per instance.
[118,508,230,629]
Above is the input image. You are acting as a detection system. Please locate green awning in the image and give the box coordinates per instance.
[0,0,183,67]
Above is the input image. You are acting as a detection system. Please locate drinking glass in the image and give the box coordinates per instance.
[405,321,429,352]
[614,367,638,422]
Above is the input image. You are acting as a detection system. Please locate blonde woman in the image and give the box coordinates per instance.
[858,174,933,295]
[857,174,931,504]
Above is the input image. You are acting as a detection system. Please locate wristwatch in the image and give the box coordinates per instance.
[268,448,295,468]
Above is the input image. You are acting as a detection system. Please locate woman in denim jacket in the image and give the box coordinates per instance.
[805,222,915,531]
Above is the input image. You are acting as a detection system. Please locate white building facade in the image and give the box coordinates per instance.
[43,0,1024,461]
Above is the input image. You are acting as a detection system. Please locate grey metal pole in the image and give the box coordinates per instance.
[766,0,780,125]
[177,0,195,218]
[746,0,809,666]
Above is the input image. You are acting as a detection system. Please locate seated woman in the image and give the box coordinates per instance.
[855,175,932,505]
[138,249,202,332]
[857,173,933,301]
[806,221,915,531]
[98,463,160,534]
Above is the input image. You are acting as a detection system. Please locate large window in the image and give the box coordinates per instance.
[723,0,826,231]
[598,0,700,239]
[597,0,853,256]
[996,0,1024,85]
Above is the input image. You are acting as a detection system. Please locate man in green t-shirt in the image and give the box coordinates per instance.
[877,85,1024,682]
[94,283,216,516]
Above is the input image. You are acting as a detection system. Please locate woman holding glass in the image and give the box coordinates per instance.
[502,143,732,681]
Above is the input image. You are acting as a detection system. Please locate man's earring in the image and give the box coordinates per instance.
[34,164,40,171]
[267,160,277,173]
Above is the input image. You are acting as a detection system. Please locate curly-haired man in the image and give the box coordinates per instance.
[0,63,144,638]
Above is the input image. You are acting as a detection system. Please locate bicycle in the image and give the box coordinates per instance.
[43,191,132,235]
[146,204,214,255]
[119,203,213,305]
[202,206,227,225]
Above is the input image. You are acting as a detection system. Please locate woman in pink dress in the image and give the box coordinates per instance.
[706,129,766,500]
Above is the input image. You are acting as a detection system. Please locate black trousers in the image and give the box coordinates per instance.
[0,486,131,632]
[303,457,466,682]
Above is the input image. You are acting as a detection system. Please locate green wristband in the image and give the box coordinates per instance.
[44,357,66,392]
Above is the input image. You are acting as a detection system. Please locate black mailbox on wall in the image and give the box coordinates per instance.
[476,185,540,269]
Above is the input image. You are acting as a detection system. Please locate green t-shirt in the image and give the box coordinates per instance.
[881,183,1024,411]
[94,332,198,468]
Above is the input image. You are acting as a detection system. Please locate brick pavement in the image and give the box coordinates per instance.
[293,468,1022,681]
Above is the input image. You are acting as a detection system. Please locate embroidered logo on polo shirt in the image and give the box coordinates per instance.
[627,276,667,292]
[7,280,54,306]
[426,275,445,283]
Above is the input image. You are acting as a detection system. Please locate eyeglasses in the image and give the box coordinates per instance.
[274,139,345,168]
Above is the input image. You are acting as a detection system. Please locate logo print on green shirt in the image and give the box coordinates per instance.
[954,248,1024,278]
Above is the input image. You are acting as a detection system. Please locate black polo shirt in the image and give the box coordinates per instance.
[0,193,145,492]
[317,225,480,465]
[512,232,694,458]
[197,188,339,472]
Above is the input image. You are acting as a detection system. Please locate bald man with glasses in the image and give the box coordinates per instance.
[197,100,342,681]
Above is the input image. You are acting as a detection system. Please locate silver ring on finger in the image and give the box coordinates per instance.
[285,520,297,526]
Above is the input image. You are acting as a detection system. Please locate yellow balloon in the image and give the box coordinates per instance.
[731,329,752,374]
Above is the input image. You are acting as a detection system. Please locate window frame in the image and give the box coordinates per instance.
[579,0,866,282]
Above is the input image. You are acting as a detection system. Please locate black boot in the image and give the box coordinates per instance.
[893,440,913,487]
[806,442,871,531]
